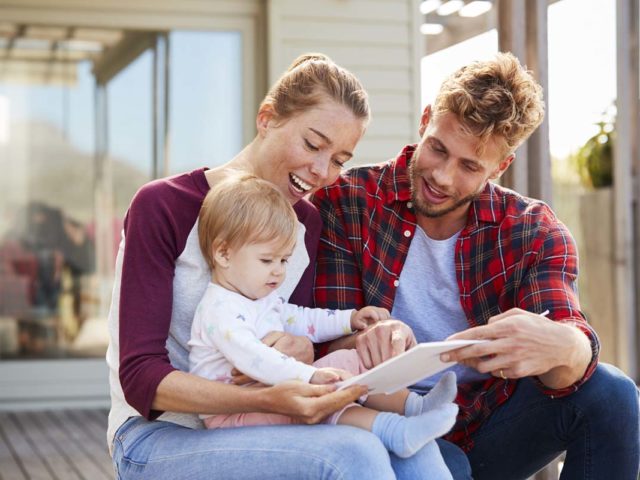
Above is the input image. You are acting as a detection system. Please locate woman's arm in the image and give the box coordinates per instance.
[153,370,366,423]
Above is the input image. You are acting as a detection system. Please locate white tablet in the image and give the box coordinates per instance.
[337,340,487,395]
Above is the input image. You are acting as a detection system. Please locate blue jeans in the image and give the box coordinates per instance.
[467,363,640,479]
[112,418,472,479]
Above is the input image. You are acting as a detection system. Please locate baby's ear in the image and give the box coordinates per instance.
[212,241,231,268]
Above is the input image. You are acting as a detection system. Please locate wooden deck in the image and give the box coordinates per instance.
[0,409,565,480]
[0,410,113,480]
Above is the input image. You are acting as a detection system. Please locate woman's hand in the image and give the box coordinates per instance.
[310,367,353,385]
[231,332,314,385]
[261,381,368,424]
[350,306,391,331]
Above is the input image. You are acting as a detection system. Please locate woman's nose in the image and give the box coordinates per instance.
[309,155,331,182]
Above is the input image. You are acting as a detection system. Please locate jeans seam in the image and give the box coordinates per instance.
[118,445,352,478]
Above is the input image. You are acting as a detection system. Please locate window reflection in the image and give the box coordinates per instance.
[0,27,243,360]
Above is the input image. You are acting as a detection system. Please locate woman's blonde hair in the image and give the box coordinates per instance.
[198,173,298,270]
[261,53,370,124]
[433,52,545,155]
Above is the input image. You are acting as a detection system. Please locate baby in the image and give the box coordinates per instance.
[188,173,457,473]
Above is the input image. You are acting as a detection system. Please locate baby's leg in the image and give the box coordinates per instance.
[204,412,299,429]
[336,403,458,459]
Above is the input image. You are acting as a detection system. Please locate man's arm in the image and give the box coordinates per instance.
[445,308,593,389]
[445,218,599,393]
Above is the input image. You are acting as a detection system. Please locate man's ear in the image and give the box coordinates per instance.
[256,103,276,137]
[212,241,231,268]
[418,105,432,137]
[490,154,515,180]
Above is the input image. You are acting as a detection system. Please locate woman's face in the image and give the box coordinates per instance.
[255,98,366,204]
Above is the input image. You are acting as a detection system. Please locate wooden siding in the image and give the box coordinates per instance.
[267,0,423,166]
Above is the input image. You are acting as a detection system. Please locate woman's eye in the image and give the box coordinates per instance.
[331,158,345,168]
[305,139,319,151]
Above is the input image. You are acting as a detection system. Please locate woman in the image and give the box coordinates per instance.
[107,53,463,479]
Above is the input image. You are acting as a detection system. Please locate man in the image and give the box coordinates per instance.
[312,52,639,479]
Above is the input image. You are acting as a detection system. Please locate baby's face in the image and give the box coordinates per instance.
[222,239,294,300]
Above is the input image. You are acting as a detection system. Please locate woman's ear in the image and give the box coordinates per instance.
[256,103,276,137]
[212,241,231,268]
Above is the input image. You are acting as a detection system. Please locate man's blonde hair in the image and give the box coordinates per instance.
[433,52,544,155]
[261,53,370,125]
[198,173,298,270]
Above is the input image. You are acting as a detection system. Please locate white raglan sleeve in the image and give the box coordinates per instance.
[277,300,354,343]
[202,301,317,385]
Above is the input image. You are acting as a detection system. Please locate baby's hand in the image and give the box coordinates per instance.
[310,368,353,385]
[350,306,391,331]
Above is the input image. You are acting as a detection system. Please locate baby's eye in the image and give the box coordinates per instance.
[260,259,273,265]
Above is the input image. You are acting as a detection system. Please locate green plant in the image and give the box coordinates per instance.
[573,112,614,189]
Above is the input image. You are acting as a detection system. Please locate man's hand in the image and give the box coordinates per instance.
[350,306,391,331]
[355,319,417,369]
[443,308,592,389]
[231,332,314,385]
[261,381,368,424]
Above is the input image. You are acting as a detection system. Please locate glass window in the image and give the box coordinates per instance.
[0,58,99,359]
[0,26,245,361]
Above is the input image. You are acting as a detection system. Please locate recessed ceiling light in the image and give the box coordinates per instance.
[459,1,493,18]
[420,23,444,35]
[437,0,464,16]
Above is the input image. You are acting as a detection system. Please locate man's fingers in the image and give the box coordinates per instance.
[391,330,406,357]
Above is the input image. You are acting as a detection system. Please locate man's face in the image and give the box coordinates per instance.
[409,109,512,220]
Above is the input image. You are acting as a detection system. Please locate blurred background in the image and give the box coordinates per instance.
[0,0,636,414]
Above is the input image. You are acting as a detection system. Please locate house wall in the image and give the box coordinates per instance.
[267,0,423,166]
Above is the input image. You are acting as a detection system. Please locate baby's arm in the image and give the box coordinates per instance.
[279,301,390,343]
[278,302,353,343]
[203,305,317,385]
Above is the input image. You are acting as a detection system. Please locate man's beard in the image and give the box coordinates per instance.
[409,161,481,218]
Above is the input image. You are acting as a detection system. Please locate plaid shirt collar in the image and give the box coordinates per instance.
[385,144,508,233]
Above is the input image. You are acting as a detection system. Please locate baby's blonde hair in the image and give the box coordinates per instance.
[198,173,298,270]
[433,52,545,156]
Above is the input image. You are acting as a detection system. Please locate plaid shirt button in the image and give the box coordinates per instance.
[393,279,399,287]
[403,230,411,237]
[407,202,413,208]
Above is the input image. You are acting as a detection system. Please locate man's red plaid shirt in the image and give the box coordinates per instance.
[311,144,600,452]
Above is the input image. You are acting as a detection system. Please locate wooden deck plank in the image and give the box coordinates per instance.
[70,409,109,447]
[0,413,53,480]
[62,410,114,476]
[36,411,112,480]
[13,412,84,480]
[0,413,27,480]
